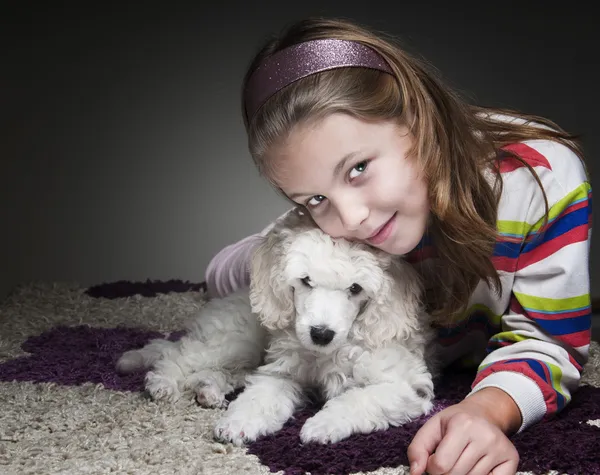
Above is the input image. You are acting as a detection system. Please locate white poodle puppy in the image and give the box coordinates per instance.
[116,209,436,446]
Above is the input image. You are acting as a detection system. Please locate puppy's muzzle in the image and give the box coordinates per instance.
[310,325,335,346]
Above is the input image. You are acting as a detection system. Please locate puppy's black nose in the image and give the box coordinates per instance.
[310,326,335,345]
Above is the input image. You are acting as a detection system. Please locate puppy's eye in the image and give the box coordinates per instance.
[301,276,312,287]
[349,283,362,295]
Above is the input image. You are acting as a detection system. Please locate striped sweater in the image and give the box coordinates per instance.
[204,139,592,433]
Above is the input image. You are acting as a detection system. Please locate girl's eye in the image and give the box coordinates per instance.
[349,161,368,180]
[307,195,326,207]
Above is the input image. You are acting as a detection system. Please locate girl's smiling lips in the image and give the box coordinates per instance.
[367,212,397,245]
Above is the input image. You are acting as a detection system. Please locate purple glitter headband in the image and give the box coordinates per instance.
[243,38,394,122]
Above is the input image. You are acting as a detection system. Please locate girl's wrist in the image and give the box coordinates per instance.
[460,387,522,435]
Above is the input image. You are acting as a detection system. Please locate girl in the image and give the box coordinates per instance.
[205,17,592,475]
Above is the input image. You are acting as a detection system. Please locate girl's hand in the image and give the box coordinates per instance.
[407,387,521,475]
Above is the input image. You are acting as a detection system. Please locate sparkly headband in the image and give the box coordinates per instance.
[243,38,394,122]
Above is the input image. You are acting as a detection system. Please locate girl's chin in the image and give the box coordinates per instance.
[377,238,421,256]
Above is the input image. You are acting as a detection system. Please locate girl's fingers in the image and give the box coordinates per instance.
[489,453,520,475]
[424,414,472,474]
[443,442,485,475]
[407,415,443,475]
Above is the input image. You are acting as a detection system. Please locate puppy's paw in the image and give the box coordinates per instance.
[186,371,233,409]
[145,371,181,402]
[300,410,355,444]
[195,383,228,409]
[213,400,282,446]
[213,417,253,446]
[213,413,266,446]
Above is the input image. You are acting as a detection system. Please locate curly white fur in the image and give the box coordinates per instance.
[116,209,436,445]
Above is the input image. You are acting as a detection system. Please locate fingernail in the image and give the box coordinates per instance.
[410,462,418,474]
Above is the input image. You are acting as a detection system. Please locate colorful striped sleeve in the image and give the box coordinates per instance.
[469,171,592,432]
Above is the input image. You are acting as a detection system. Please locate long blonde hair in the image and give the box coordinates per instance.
[241,17,586,323]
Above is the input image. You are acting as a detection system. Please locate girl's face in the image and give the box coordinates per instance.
[267,113,430,256]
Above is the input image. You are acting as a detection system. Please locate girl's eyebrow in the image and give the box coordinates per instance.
[332,151,362,178]
[288,151,362,200]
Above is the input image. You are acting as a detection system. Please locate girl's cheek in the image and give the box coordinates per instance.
[313,218,339,238]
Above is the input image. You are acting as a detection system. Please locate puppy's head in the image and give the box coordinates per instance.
[249,209,425,353]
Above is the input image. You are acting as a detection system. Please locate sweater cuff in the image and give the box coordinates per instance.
[467,371,547,433]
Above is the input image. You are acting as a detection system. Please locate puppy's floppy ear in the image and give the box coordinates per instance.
[249,226,295,330]
[356,255,429,348]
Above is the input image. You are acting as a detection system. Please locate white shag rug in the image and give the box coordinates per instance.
[0,283,598,475]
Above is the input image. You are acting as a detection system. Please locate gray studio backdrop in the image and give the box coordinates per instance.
[2,3,596,314]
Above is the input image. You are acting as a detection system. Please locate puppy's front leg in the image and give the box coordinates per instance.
[214,372,303,446]
[300,380,433,444]
[301,348,434,444]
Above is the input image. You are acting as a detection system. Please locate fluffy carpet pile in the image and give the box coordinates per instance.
[0,280,598,475]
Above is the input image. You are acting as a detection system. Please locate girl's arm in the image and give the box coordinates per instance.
[204,209,294,299]
[204,233,265,299]
[408,141,592,475]
[470,142,592,432]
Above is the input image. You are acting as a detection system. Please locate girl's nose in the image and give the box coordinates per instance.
[337,202,369,232]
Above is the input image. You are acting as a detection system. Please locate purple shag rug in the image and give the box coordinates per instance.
[85,279,206,299]
[1,279,598,475]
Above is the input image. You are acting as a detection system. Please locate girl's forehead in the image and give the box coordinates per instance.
[275,114,388,155]
[266,115,411,195]
[272,114,409,168]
